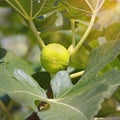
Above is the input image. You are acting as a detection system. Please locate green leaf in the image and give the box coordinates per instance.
[0,48,34,74]
[39,40,120,120]
[51,71,73,98]
[39,98,88,120]
[34,12,71,32]
[0,49,48,113]
[64,40,120,97]
[32,0,62,17]
[38,84,108,120]
[85,40,120,73]
[0,49,46,110]
[61,0,105,19]
[13,69,47,98]
[0,68,47,110]
[100,69,120,99]
[5,0,61,20]
[61,0,91,13]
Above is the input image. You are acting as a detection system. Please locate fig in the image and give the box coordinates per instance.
[40,43,70,74]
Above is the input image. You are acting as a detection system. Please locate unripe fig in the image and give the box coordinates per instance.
[40,43,70,74]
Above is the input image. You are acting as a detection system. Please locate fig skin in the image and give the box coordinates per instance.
[40,43,70,74]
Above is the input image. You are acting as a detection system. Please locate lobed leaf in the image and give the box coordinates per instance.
[61,0,105,20]
[0,49,47,110]
[39,40,120,120]
[5,0,61,20]
[0,68,47,111]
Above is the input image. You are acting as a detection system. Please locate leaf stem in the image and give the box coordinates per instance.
[0,101,13,120]
[70,70,84,79]
[71,12,96,55]
[71,19,76,48]
[29,21,45,49]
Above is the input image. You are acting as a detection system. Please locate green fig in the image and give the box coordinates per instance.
[40,43,70,74]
